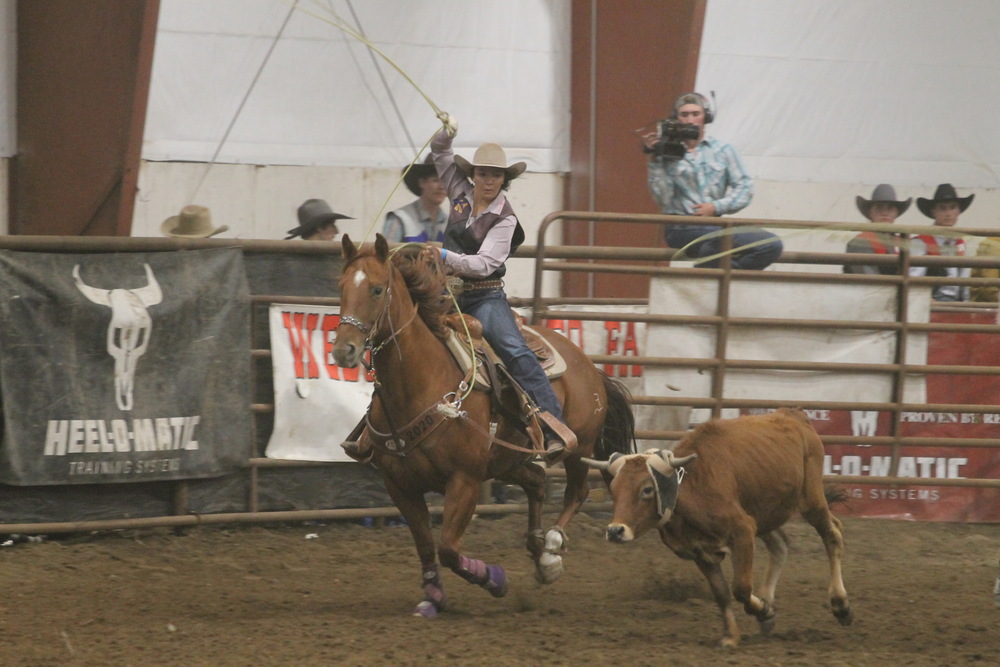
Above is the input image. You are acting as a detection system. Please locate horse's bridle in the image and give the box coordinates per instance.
[338,314,373,336]
[338,262,419,367]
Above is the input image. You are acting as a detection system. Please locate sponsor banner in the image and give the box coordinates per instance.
[538,305,690,449]
[0,249,251,485]
[265,304,672,461]
[646,278,930,404]
[265,305,373,462]
[746,311,1000,521]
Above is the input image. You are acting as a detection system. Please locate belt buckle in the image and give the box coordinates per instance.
[445,276,464,295]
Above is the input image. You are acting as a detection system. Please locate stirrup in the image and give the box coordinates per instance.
[537,411,577,465]
[341,439,373,463]
[341,417,373,463]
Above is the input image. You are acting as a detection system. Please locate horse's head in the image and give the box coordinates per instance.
[333,234,395,368]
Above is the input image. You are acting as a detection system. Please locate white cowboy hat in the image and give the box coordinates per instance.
[453,143,527,181]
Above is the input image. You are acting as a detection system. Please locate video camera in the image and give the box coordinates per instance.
[642,119,700,161]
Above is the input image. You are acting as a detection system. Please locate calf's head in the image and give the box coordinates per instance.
[581,450,697,543]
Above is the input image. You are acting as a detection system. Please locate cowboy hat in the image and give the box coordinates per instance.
[856,184,912,220]
[161,205,229,238]
[916,183,974,218]
[286,199,353,240]
[453,143,527,182]
[402,155,438,197]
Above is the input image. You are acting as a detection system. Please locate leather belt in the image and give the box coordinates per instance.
[462,279,504,292]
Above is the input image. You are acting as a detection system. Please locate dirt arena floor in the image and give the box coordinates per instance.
[1,507,998,667]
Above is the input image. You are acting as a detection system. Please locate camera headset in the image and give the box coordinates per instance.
[669,91,715,124]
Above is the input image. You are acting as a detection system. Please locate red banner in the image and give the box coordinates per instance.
[750,312,1000,522]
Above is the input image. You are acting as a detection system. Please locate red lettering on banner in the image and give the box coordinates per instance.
[544,319,584,349]
[604,321,642,378]
[323,314,345,380]
[282,312,321,379]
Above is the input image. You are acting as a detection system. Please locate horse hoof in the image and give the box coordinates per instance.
[413,600,440,619]
[834,606,854,626]
[485,565,508,598]
[758,614,776,635]
[535,552,564,585]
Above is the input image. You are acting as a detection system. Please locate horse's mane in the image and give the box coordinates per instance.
[390,252,452,340]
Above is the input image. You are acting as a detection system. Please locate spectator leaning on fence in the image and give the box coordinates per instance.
[910,183,974,302]
[644,92,782,270]
[286,199,352,241]
[382,155,448,244]
[843,184,912,275]
[161,205,229,238]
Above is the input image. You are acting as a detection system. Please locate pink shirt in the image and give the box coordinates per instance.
[430,128,517,279]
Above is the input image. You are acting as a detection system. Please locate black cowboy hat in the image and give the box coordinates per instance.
[916,183,974,219]
[286,199,353,240]
[856,184,912,220]
[402,155,438,197]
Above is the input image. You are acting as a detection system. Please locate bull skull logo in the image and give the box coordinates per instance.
[73,264,163,411]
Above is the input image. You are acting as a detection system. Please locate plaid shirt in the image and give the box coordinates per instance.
[647,136,753,227]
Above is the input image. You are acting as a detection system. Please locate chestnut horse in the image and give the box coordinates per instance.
[332,234,635,618]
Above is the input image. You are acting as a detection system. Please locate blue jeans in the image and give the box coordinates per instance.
[456,289,564,423]
[666,227,783,270]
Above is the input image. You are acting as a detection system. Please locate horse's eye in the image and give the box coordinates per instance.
[372,285,384,297]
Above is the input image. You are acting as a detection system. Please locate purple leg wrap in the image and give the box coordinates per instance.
[455,556,507,598]
[455,555,488,584]
[484,564,508,598]
[413,565,446,619]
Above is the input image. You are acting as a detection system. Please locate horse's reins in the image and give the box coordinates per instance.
[342,255,542,460]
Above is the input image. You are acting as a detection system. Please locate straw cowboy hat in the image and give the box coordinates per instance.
[402,155,438,196]
[453,143,527,181]
[286,199,353,240]
[856,184,912,220]
[916,183,975,218]
[161,205,229,238]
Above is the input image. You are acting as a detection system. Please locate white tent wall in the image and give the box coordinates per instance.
[696,0,1000,267]
[4,1,998,269]
[133,0,570,296]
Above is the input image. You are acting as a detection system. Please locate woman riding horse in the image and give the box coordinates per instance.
[430,112,571,464]
[330,114,636,619]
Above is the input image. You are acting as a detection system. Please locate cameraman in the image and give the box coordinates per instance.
[644,92,782,270]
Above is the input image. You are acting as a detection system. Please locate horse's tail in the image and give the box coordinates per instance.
[595,372,637,460]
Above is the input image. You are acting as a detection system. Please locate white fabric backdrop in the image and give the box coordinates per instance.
[697,0,1000,189]
[145,0,571,171]
[645,277,929,405]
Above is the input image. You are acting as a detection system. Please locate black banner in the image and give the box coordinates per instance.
[0,248,251,485]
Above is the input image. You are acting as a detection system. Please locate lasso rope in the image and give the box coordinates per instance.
[292,1,473,397]
[670,221,981,266]
[388,242,477,402]
[282,0,448,243]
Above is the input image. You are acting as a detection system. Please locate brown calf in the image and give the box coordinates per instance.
[582,408,852,648]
